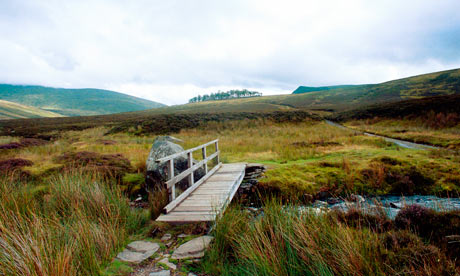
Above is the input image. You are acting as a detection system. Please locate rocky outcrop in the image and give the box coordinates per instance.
[236,163,266,205]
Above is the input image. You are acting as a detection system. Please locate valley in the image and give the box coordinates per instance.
[0,68,459,276]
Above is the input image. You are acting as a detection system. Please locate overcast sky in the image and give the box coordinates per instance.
[1,0,460,105]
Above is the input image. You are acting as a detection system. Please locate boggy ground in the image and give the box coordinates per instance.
[0,117,459,275]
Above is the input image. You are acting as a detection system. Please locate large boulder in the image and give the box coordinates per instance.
[145,136,204,193]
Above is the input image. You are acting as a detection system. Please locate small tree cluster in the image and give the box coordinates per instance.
[189,89,262,103]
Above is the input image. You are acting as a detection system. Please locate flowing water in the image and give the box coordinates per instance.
[325,120,438,150]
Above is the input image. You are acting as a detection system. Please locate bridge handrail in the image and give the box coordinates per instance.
[156,139,221,213]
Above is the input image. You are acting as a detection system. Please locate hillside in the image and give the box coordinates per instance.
[291,68,460,108]
[292,85,358,94]
[1,68,459,136]
[0,99,63,120]
[0,84,165,116]
[332,94,460,121]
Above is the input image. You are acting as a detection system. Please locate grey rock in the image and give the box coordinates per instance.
[145,136,205,191]
[161,233,172,241]
[149,270,170,276]
[159,257,177,270]
[188,273,197,276]
[177,234,189,238]
[349,194,365,203]
[172,235,214,259]
[127,241,160,253]
[327,197,341,205]
[116,249,155,264]
[313,200,328,208]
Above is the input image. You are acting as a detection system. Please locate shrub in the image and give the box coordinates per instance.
[395,205,434,236]
[335,208,393,233]
[56,151,132,180]
[381,230,456,276]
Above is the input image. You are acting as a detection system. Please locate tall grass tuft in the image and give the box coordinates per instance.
[203,201,458,276]
[0,171,148,276]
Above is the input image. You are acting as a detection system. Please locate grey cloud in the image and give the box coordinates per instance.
[0,0,460,105]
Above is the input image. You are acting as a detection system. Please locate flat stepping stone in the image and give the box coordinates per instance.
[172,235,214,259]
[116,241,160,263]
[127,241,160,253]
[149,270,170,276]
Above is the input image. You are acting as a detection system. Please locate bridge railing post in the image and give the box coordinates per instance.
[202,147,208,174]
[187,152,194,187]
[168,159,175,201]
[215,140,220,164]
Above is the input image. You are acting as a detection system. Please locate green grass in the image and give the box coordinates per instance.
[0,84,165,117]
[0,99,63,120]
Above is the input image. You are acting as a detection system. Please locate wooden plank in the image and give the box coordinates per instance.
[192,190,231,195]
[174,206,219,212]
[163,163,222,213]
[156,214,215,222]
[179,202,223,207]
[155,139,218,163]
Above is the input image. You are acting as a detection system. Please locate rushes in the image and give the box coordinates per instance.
[0,172,148,276]
[203,202,458,276]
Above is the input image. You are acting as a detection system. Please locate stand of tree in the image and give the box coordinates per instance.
[189,89,262,103]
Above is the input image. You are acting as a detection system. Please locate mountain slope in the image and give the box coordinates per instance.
[292,68,460,105]
[0,84,165,116]
[0,99,63,120]
[292,85,359,94]
[1,68,460,136]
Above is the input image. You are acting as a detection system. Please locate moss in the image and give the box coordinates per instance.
[101,260,133,276]
[121,173,145,196]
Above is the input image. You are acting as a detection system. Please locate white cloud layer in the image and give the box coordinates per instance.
[1,0,460,105]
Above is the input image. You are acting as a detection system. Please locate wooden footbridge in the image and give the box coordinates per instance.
[155,139,246,223]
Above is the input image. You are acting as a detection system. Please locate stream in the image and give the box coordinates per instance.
[309,195,460,219]
[325,120,438,150]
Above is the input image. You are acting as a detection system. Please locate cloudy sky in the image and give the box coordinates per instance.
[1,0,460,105]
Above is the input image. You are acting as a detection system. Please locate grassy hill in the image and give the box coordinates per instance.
[1,68,459,136]
[292,85,359,94]
[0,84,165,117]
[290,68,460,108]
[0,99,63,120]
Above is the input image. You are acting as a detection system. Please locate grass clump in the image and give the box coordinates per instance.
[203,201,459,276]
[0,172,148,276]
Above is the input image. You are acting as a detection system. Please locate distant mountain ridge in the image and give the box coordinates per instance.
[0,84,165,117]
[292,68,460,100]
[292,85,359,94]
